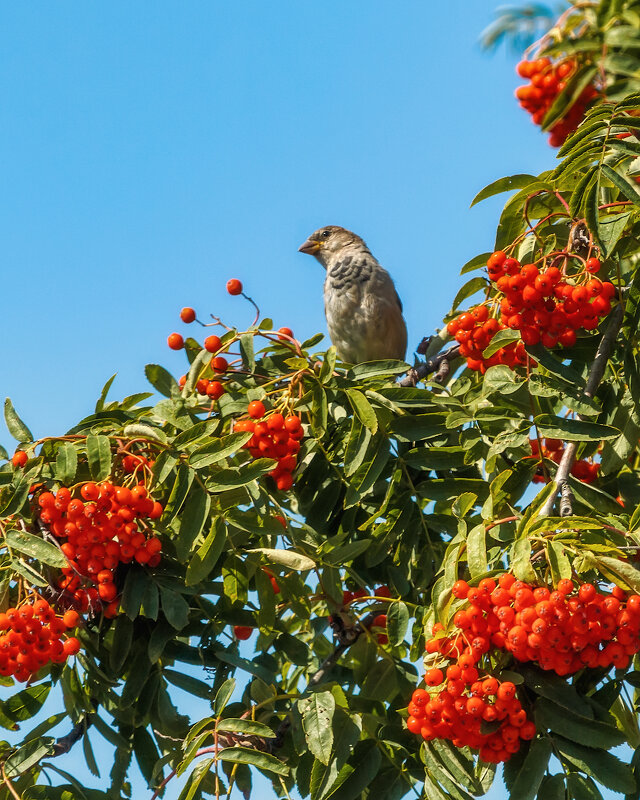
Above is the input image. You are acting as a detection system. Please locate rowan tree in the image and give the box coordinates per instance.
[4,1,640,799]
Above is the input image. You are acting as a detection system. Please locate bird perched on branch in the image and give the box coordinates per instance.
[298,225,407,364]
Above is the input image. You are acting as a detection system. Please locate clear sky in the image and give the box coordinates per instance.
[0,2,598,798]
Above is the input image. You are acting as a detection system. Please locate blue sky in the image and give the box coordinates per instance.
[0,1,592,798]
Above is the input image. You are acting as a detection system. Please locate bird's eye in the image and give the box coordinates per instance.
[322,230,331,239]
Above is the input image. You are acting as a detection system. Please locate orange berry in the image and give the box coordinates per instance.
[63,637,81,657]
[226,279,243,295]
[180,307,196,323]
[212,356,228,374]
[278,327,293,341]
[167,333,184,350]
[11,451,27,468]
[63,610,80,628]
[247,400,266,419]
[204,335,222,353]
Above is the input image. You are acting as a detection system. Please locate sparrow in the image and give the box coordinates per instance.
[298,225,407,364]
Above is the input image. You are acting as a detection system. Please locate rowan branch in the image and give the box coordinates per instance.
[540,301,624,516]
[399,345,461,387]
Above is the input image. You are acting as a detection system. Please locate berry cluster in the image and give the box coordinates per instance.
[529,438,599,484]
[515,57,598,146]
[38,482,163,616]
[0,600,80,682]
[122,452,154,475]
[234,401,303,491]
[435,574,640,678]
[448,252,615,372]
[407,673,535,763]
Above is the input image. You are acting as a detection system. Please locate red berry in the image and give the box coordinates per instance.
[204,335,222,353]
[180,307,196,323]
[167,333,184,350]
[11,451,27,468]
[248,400,266,419]
[278,327,294,341]
[233,625,253,640]
[226,279,243,295]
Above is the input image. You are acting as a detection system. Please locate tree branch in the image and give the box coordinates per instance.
[540,302,624,516]
[399,345,461,387]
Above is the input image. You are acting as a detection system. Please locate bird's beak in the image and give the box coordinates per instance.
[298,238,321,255]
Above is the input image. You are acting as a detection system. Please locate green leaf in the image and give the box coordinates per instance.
[176,484,211,561]
[55,442,78,485]
[481,328,521,359]
[471,174,536,207]
[188,432,252,469]
[547,540,572,585]
[161,588,190,630]
[95,373,117,411]
[534,415,620,441]
[218,746,289,775]
[1,684,51,721]
[323,741,381,800]
[4,738,54,778]
[145,364,179,398]
[214,678,236,715]
[248,547,315,572]
[4,530,67,568]
[164,669,212,699]
[217,718,275,738]
[602,163,640,207]
[347,360,408,380]
[386,601,409,646]
[506,737,552,800]
[299,691,335,765]
[467,523,488,578]
[566,773,605,800]
[109,615,133,673]
[121,568,149,620]
[4,399,33,443]
[345,389,378,434]
[361,659,397,702]
[185,518,227,585]
[535,698,625,749]
[554,735,636,794]
[451,276,487,313]
[86,434,112,482]
[594,555,640,591]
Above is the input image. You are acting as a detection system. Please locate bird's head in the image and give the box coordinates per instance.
[298,226,365,268]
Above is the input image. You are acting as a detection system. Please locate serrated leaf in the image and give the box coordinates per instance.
[145,364,179,398]
[214,678,236,715]
[86,434,112,482]
[387,601,409,646]
[218,746,289,775]
[4,530,67,568]
[4,399,33,443]
[161,588,190,630]
[189,432,252,469]
[345,389,378,434]
[299,691,335,765]
[554,735,636,793]
[55,442,78,485]
[248,547,315,571]
[185,518,227,585]
[507,737,552,800]
[535,415,619,441]
[471,174,536,207]
[217,718,275,738]
[536,698,624,749]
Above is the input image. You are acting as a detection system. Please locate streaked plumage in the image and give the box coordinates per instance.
[298,225,407,363]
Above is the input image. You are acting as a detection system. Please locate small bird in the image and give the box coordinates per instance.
[298,225,407,364]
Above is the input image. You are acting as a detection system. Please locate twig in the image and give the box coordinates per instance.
[540,302,624,516]
[399,345,461,387]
